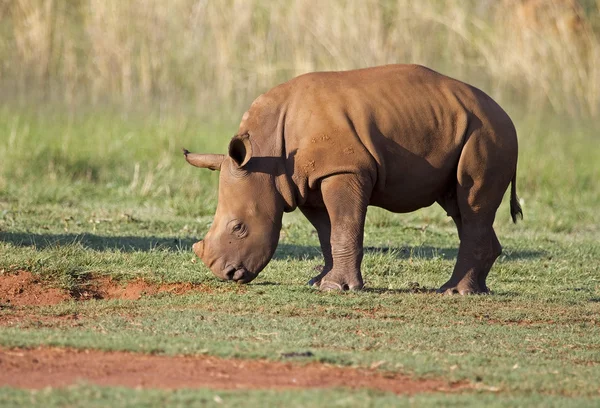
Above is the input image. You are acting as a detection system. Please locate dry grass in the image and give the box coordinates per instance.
[1,0,599,116]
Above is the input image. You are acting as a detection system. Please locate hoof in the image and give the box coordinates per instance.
[320,281,347,291]
[436,286,489,296]
[318,280,363,292]
[437,287,473,295]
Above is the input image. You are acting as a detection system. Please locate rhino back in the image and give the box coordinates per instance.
[277,64,511,212]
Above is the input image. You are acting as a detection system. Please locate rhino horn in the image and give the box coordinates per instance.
[183,149,224,171]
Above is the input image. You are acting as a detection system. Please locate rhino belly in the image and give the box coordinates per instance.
[369,165,454,213]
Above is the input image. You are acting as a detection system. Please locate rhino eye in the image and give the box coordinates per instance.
[228,220,247,238]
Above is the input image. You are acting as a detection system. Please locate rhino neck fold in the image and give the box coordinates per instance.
[273,103,297,212]
[276,171,297,212]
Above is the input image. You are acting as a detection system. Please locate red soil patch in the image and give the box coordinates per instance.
[0,347,466,393]
[0,272,70,306]
[73,276,209,301]
[0,271,207,306]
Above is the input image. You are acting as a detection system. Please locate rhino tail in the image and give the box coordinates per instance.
[509,173,523,224]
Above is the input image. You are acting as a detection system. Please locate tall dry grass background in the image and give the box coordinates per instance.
[0,0,599,117]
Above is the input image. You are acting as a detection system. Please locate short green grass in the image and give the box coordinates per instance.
[0,105,599,406]
[1,386,600,408]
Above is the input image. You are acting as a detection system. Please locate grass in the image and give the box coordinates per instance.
[2,2,599,405]
[1,386,600,408]
[3,386,600,408]
[0,105,599,406]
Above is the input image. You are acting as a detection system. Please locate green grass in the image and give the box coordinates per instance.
[0,105,599,406]
[1,386,600,408]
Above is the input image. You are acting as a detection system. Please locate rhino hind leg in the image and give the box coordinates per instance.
[437,219,502,295]
[437,190,490,293]
[438,127,515,295]
[437,193,487,294]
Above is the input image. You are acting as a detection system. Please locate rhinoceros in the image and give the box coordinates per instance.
[184,64,522,294]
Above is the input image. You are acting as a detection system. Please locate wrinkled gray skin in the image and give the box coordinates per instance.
[185,64,522,294]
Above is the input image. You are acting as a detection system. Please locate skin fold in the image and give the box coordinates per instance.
[184,64,522,294]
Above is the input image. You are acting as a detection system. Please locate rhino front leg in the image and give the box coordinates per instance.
[317,174,371,291]
[299,206,332,287]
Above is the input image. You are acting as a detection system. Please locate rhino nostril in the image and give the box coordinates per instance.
[223,266,249,282]
[224,266,236,280]
[233,269,246,282]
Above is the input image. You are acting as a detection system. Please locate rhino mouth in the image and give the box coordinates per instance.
[222,265,254,283]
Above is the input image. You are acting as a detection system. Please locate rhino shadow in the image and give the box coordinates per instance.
[273,243,544,261]
[0,231,324,258]
[0,231,319,255]
[0,231,196,252]
[0,231,543,261]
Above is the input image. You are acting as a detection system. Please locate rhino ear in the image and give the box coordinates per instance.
[183,149,224,171]
[228,134,253,168]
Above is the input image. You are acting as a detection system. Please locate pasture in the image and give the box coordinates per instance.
[0,105,598,407]
[1,1,600,406]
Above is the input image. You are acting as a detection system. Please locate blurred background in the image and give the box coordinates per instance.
[0,0,598,235]
[1,0,599,118]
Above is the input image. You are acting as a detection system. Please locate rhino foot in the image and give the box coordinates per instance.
[318,276,363,292]
[309,277,363,291]
[320,281,348,291]
[307,266,363,291]
[436,282,489,296]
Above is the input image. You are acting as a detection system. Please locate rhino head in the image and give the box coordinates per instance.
[184,133,288,284]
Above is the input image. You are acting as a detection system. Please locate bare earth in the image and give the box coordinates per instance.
[0,271,208,306]
[0,271,71,306]
[0,347,465,393]
[0,272,468,394]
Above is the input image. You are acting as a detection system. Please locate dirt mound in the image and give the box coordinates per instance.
[0,347,466,394]
[72,276,207,301]
[0,271,70,306]
[0,271,206,306]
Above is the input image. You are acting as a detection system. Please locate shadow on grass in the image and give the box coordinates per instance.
[0,231,197,253]
[251,281,282,287]
[0,231,544,260]
[358,288,523,296]
[488,290,522,298]
[275,244,543,261]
